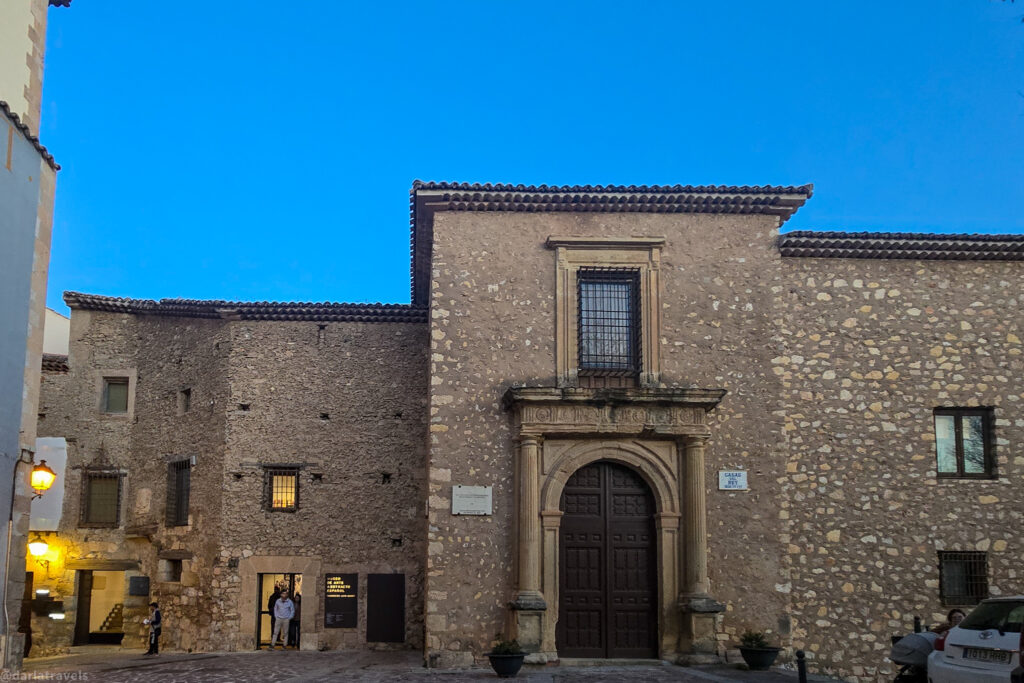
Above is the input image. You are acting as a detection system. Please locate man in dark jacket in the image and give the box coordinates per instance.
[144,602,162,655]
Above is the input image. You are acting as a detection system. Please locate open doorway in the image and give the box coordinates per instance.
[73,570,125,645]
[256,573,302,649]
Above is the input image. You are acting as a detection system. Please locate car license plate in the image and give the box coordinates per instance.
[963,648,1011,664]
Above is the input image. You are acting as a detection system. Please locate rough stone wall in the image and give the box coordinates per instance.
[33,310,229,654]
[34,312,429,655]
[216,320,428,651]
[425,211,788,664]
[775,258,1024,682]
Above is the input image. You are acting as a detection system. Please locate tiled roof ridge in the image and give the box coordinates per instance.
[64,292,427,322]
[0,100,59,170]
[779,230,1024,261]
[42,353,69,373]
[784,230,1024,242]
[412,180,814,195]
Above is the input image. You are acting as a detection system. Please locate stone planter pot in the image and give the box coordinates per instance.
[486,653,526,678]
[739,646,781,670]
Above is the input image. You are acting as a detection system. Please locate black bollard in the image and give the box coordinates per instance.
[796,649,807,683]
[914,616,922,633]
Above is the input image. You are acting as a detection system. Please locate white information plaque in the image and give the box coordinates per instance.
[452,485,493,515]
[718,470,748,491]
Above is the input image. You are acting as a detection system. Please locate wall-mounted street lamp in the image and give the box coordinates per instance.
[27,534,48,558]
[30,460,56,498]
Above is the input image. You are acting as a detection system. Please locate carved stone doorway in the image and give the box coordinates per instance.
[557,461,657,658]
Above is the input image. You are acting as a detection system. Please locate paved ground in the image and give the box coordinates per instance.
[19,648,843,683]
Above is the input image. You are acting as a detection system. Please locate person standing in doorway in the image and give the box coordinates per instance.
[270,589,295,650]
[267,583,281,647]
[287,593,301,648]
[143,602,161,655]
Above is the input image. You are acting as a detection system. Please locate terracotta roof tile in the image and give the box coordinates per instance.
[63,292,427,323]
[779,231,1024,261]
[42,354,69,373]
[0,101,59,170]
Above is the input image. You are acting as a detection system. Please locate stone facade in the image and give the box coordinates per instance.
[34,306,428,655]
[33,183,1024,683]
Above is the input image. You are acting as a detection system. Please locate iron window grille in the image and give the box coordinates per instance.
[166,459,191,526]
[102,377,129,413]
[933,407,996,479]
[264,467,299,512]
[80,471,124,528]
[577,268,642,382]
[939,551,989,606]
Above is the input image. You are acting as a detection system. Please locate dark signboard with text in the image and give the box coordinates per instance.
[324,573,357,628]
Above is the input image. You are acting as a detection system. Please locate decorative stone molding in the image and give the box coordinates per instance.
[546,238,665,387]
[504,387,725,438]
[502,385,726,660]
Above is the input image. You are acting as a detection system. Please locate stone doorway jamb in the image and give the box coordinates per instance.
[502,386,726,662]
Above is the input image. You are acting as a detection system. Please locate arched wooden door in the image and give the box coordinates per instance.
[557,461,657,658]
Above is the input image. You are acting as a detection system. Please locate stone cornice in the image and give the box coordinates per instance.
[545,235,666,250]
[503,386,726,437]
[503,386,727,410]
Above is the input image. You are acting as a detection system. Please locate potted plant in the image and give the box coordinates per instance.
[738,629,781,670]
[486,634,526,678]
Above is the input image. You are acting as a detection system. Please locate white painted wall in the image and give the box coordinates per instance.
[0,0,36,121]
[43,309,69,355]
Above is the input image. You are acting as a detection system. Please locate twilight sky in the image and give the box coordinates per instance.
[40,1,1024,312]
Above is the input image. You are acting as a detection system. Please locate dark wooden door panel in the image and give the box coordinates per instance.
[366,573,405,643]
[558,461,656,659]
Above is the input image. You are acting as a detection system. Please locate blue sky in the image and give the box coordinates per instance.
[41,1,1024,311]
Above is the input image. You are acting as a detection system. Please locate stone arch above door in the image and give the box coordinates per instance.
[541,439,678,517]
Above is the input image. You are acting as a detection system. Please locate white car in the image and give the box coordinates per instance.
[928,597,1024,683]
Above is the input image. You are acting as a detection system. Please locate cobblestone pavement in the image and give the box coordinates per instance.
[20,649,842,683]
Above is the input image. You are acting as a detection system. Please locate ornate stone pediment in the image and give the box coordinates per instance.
[502,386,726,437]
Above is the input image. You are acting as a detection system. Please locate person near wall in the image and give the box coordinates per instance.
[931,608,966,634]
[270,589,295,650]
[267,583,281,647]
[143,602,162,655]
[287,593,301,648]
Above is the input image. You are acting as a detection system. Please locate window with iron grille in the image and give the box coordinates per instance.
[102,377,129,413]
[939,551,988,605]
[166,459,191,526]
[80,471,124,527]
[264,467,299,512]
[934,407,995,478]
[577,269,641,385]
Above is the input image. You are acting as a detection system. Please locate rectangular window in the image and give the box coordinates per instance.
[80,472,123,527]
[166,459,191,526]
[939,551,988,605]
[102,377,129,413]
[264,467,299,511]
[159,559,183,582]
[934,408,995,478]
[577,269,641,387]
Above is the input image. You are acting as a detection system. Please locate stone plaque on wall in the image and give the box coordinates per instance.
[451,485,492,515]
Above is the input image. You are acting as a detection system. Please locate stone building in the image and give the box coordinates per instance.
[32,182,1024,682]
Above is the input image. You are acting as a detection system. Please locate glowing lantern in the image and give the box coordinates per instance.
[28,534,48,557]
[30,460,56,496]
